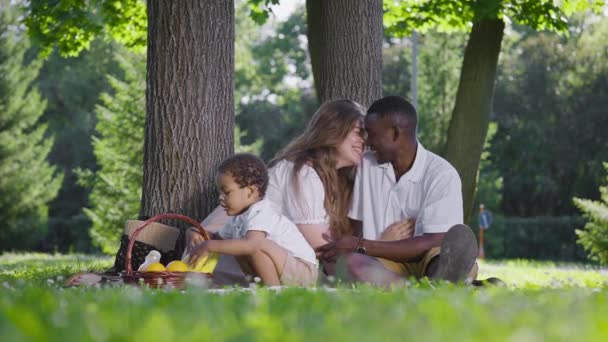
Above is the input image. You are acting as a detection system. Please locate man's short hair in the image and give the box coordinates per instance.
[217,153,269,197]
[367,96,418,135]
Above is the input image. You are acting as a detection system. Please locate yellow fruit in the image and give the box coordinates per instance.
[145,262,166,272]
[166,260,189,272]
[199,253,219,273]
[184,252,220,273]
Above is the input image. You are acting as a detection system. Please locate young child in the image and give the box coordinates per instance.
[188,153,318,286]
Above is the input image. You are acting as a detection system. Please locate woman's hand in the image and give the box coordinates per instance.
[315,235,360,262]
[295,224,332,250]
[380,219,415,241]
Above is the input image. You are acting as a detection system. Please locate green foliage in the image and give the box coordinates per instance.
[78,35,263,253]
[75,49,146,254]
[23,0,282,58]
[24,0,101,57]
[383,0,603,36]
[235,2,316,161]
[471,215,587,261]
[1,254,608,341]
[474,122,503,211]
[382,30,466,154]
[385,0,603,220]
[0,1,62,251]
[492,17,608,216]
[235,127,263,154]
[37,38,120,253]
[575,163,608,264]
[247,0,281,24]
[24,0,147,57]
[417,32,467,153]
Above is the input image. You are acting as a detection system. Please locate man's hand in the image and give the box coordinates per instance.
[315,235,360,262]
[187,241,210,266]
[380,219,415,241]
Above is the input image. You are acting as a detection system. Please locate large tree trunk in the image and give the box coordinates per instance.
[141,0,235,224]
[444,19,504,220]
[306,0,383,108]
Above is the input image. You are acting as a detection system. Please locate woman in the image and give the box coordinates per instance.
[265,99,366,249]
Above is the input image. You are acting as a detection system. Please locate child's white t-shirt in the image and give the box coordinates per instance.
[218,199,318,266]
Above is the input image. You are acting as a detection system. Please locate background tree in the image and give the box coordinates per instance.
[382,31,467,154]
[75,50,146,253]
[306,0,383,107]
[141,0,235,222]
[491,17,608,216]
[0,0,62,250]
[384,0,604,219]
[36,39,120,252]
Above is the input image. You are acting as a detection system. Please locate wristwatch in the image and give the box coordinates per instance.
[354,239,367,255]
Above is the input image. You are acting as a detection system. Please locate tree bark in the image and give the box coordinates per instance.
[444,18,504,220]
[306,0,383,108]
[142,0,234,224]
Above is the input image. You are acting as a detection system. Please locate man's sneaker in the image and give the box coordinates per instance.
[431,224,478,283]
[471,277,506,287]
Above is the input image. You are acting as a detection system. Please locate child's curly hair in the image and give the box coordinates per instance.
[217,153,269,197]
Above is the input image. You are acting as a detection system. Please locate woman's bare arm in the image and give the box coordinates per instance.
[296,223,332,250]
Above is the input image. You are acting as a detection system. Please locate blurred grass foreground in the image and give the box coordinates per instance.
[1,253,607,341]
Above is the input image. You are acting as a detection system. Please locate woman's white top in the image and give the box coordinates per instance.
[218,199,318,266]
[265,159,330,225]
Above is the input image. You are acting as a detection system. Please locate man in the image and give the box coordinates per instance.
[317,96,478,285]
[477,203,493,259]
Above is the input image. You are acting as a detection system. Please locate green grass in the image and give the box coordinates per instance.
[1,253,607,341]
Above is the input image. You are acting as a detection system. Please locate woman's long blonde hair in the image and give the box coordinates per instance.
[270,99,365,238]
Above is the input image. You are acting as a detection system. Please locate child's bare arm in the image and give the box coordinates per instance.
[206,230,267,255]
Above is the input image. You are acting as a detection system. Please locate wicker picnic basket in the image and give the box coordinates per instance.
[121,213,212,288]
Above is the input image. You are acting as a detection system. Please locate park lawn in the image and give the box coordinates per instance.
[1,253,607,341]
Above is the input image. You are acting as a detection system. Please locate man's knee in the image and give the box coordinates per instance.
[448,224,473,234]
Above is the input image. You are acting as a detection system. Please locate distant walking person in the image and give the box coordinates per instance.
[478,204,493,259]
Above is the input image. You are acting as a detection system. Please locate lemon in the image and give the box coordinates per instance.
[145,262,166,272]
[166,260,189,272]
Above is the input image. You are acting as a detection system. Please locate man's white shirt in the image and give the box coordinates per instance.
[348,143,463,240]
